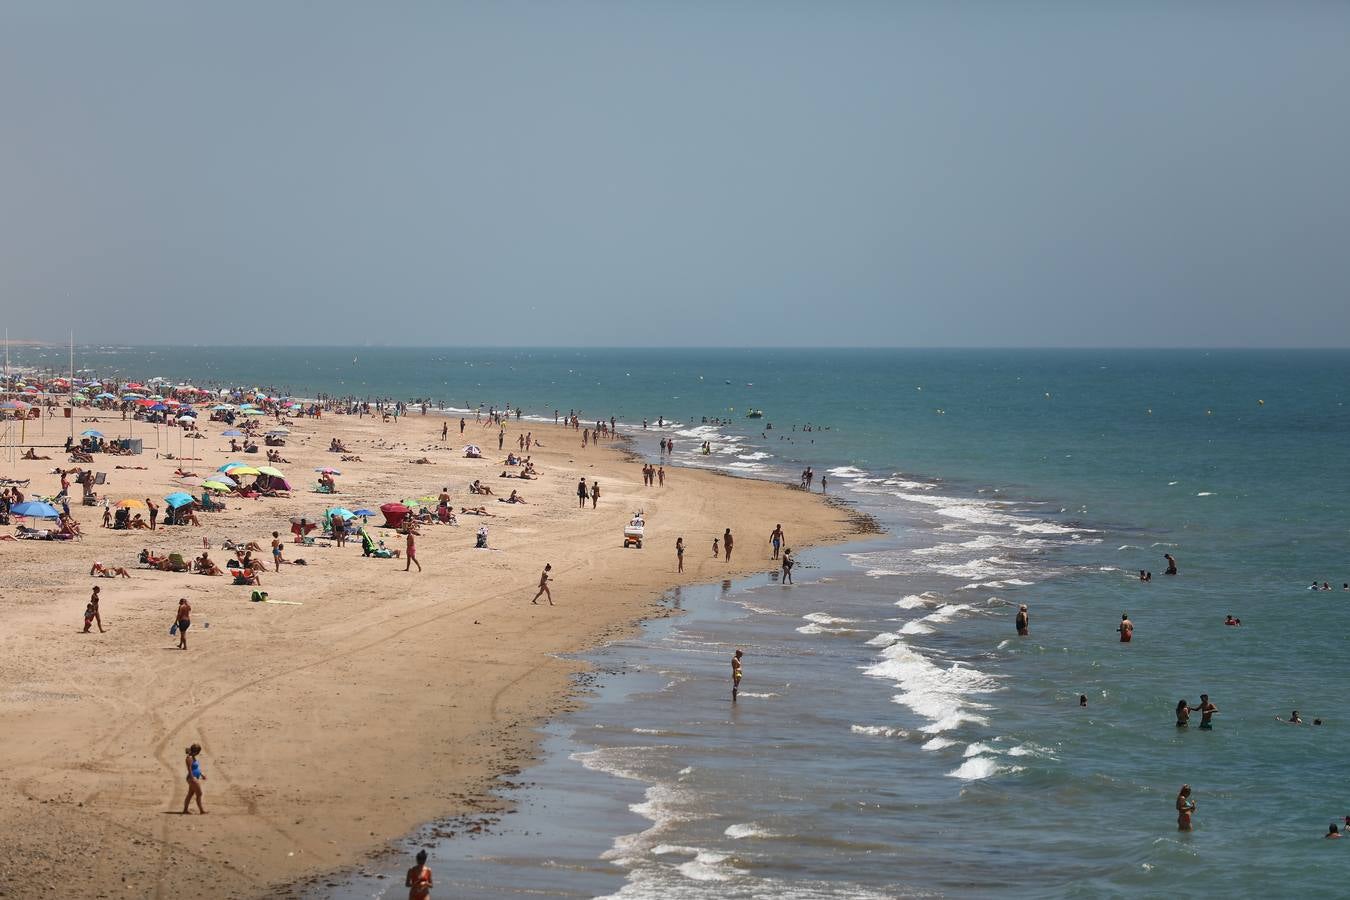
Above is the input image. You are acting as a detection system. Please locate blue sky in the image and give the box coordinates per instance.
[2,2,1347,346]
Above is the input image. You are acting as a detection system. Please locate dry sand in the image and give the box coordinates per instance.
[0,411,860,898]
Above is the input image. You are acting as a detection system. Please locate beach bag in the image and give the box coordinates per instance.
[169,622,178,636]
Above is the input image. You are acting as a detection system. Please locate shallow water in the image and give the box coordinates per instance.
[21,346,1350,896]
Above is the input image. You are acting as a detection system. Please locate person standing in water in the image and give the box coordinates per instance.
[406,849,433,899]
[532,564,553,605]
[1164,553,1178,575]
[731,649,744,701]
[181,743,206,814]
[781,548,794,584]
[1118,613,1133,642]
[1176,784,1196,831]
[1192,694,1218,729]
[1015,604,1029,636]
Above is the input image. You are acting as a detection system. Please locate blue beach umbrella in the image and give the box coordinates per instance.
[323,507,355,520]
[95,392,117,400]
[81,429,104,438]
[11,500,61,519]
[352,509,375,517]
[222,429,243,437]
[164,492,195,508]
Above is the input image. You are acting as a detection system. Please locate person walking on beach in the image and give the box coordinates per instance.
[146,497,159,530]
[532,564,553,605]
[331,512,347,548]
[676,537,685,573]
[781,549,794,584]
[577,478,588,509]
[769,524,784,560]
[181,743,206,814]
[271,531,284,571]
[723,528,734,563]
[731,649,744,701]
[82,586,105,633]
[1016,604,1029,636]
[406,849,433,899]
[1176,784,1196,831]
[175,598,191,650]
[441,421,448,441]
[590,481,600,509]
[1118,613,1133,643]
[657,466,665,486]
[402,523,418,574]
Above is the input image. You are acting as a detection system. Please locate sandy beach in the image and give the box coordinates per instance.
[0,409,859,899]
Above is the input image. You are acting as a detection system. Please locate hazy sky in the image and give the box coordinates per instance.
[2,2,1347,347]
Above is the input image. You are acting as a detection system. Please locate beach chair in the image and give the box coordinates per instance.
[166,552,189,573]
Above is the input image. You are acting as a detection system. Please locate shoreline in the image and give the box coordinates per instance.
[0,406,864,899]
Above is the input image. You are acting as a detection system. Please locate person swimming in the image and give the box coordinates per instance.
[1163,553,1177,575]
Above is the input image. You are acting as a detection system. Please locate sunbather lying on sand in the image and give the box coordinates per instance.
[340,454,363,462]
[173,468,198,478]
[469,480,494,496]
[499,490,527,504]
[22,448,52,460]
[90,562,132,578]
[409,457,433,465]
[460,506,497,517]
[115,465,149,470]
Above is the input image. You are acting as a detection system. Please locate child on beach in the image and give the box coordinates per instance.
[712,538,719,558]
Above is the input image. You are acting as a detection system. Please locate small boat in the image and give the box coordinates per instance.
[745,410,764,419]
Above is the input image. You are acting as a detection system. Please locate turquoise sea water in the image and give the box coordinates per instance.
[14,346,1350,896]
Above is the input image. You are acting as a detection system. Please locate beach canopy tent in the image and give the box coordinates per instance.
[380,502,410,529]
[463,445,482,457]
[164,492,195,509]
[11,500,61,519]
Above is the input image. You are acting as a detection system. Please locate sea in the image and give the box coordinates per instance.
[11,346,1350,897]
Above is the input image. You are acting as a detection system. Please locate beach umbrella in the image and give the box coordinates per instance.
[323,507,355,520]
[114,498,147,509]
[265,428,290,436]
[241,409,265,416]
[212,404,233,411]
[149,403,168,412]
[206,473,238,487]
[401,495,439,507]
[201,480,233,492]
[257,466,285,478]
[11,500,61,519]
[177,414,196,421]
[96,392,117,400]
[81,429,105,438]
[164,492,195,508]
[225,465,261,476]
[222,429,243,437]
[352,508,375,517]
[0,400,30,410]
[315,467,341,475]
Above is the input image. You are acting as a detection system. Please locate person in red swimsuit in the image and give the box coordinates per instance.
[406,849,433,899]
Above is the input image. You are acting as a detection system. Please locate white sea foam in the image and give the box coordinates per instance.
[1196,491,1215,497]
[803,612,856,625]
[921,736,958,750]
[899,620,935,635]
[736,451,771,461]
[724,822,777,839]
[963,742,998,757]
[946,756,1020,781]
[676,850,732,882]
[826,466,870,478]
[895,593,935,609]
[865,632,898,647]
[865,641,999,733]
[736,692,778,699]
[851,724,908,738]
